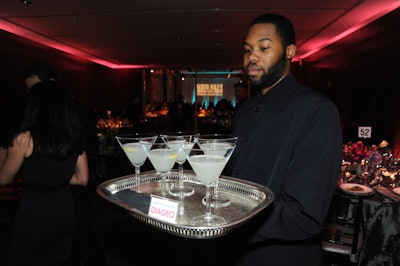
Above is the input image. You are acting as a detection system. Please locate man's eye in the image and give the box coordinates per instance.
[244,48,251,54]
[260,47,269,52]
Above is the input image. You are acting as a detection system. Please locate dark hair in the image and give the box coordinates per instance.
[22,63,58,81]
[17,81,84,160]
[249,13,296,47]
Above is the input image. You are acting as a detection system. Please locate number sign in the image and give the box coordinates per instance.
[358,126,372,138]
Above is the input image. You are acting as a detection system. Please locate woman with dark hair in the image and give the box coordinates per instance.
[0,81,89,265]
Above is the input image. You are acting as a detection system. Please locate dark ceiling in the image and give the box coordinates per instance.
[0,0,399,70]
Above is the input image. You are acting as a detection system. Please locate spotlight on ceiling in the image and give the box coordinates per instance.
[20,0,31,4]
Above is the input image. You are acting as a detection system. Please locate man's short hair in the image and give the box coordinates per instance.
[22,63,58,81]
[249,13,296,47]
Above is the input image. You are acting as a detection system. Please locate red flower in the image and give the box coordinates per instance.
[343,141,371,163]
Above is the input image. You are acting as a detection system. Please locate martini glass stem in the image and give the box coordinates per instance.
[169,161,194,197]
[178,163,184,188]
[204,185,212,220]
[213,179,220,199]
[161,173,167,197]
[135,166,141,192]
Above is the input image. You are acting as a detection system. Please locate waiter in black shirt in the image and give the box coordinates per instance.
[220,14,343,266]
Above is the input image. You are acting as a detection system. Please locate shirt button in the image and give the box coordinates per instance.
[253,106,259,112]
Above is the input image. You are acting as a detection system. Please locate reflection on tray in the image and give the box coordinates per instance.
[97,170,274,239]
[113,190,151,213]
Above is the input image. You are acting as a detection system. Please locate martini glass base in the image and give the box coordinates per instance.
[169,183,195,197]
[202,196,231,208]
[190,214,226,227]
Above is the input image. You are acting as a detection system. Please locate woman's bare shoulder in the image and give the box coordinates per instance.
[12,131,33,157]
[13,131,32,146]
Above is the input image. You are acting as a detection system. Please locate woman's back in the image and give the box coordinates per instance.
[11,148,79,265]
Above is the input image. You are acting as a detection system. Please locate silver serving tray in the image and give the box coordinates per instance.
[97,170,274,239]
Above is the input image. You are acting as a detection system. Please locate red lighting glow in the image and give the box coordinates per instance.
[0,19,151,69]
[1,0,399,68]
[294,0,400,62]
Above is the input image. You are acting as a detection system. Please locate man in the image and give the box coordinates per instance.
[169,93,189,131]
[220,14,343,265]
[233,81,249,115]
[22,63,58,91]
[22,63,98,158]
[0,64,58,147]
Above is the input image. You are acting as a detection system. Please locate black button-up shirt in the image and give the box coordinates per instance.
[223,73,343,265]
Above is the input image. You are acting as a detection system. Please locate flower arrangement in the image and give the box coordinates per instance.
[343,141,371,163]
[342,140,398,185]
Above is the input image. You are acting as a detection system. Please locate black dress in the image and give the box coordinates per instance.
[10,148,79,266]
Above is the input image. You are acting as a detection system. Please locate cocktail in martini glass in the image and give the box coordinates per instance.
[160,132,199,197]
[182,142,236,226]
[142,138,180,197]
[115,133,158,192]
[197,134,238,207]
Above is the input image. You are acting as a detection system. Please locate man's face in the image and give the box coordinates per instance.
[25,75,41,91]
[243,23,290,93]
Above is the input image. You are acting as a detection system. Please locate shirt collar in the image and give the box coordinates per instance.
[255,73,297,103]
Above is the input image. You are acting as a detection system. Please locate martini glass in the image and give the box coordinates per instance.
[197,134,238,207]
[142,139,180,197]
[182,142,236,226]
[115,133,158,192]
[160,132,200,197]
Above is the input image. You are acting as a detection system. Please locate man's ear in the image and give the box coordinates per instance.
[286,44,297,60]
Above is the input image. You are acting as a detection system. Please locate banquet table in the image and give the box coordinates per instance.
[323,180,400,265]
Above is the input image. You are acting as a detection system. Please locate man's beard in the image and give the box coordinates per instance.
[247,51,288,91]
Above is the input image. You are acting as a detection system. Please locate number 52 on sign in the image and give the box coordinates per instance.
[358,126,372,138]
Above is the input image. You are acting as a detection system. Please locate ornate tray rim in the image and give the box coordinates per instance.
[96,170,274,239]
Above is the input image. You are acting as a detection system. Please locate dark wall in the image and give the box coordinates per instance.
[0,30,142,146]
[0,29,143,117]
[292,7,400,154]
